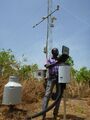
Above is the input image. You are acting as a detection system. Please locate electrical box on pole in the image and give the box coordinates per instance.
[58,64,70,83]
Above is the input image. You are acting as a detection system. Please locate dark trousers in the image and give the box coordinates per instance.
[42,77,62,119]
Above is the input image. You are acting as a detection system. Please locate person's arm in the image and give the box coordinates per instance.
[44,58,54,68]
[44,62,57,68]
[44,54,69,68]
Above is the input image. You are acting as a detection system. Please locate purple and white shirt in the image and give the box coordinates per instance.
[47,57,59,76]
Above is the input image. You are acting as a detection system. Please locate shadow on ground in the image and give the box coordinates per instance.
[46,114,85,120]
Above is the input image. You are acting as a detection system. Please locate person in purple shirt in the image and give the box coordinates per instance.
[42,48,61,120]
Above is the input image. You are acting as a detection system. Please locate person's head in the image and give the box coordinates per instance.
[51,48,59,58]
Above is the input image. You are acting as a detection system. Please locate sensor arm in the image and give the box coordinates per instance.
[33,5,59,28]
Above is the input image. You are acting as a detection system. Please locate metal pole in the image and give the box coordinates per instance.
[49,0,53,58]
[46,0,49,60]
[63,89,66,120]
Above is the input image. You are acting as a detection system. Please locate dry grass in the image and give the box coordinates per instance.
[22,79,45,103]
[0,77,90,120]
[0,77,90,102]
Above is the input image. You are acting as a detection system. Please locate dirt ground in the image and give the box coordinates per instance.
[0,98,90,120]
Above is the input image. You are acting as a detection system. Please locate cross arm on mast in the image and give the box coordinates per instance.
[32,5,59,28]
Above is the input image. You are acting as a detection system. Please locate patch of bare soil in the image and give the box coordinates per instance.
[0,98,90,120]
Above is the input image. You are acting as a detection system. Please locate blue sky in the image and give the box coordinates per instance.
[0,0,90,70]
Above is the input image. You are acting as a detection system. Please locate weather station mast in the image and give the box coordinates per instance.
[33,0,59,60]
[32,2,69,119]
[44,0,59,60]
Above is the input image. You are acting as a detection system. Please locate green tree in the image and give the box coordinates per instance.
[31,64,38,73]
[19,65,31,80]
[0,49,18,78]
[76,67,90,86]
[66,56,74,66]
[65,56,76,81]
[0,49,39,80]
[19,64,38,80]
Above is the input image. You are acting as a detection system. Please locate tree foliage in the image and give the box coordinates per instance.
[66,56,74,66]
[0,49,18,78]
[19,64,38,80]
[0,49,38,80]
[0,49,90,85]
[76,67,90,85]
